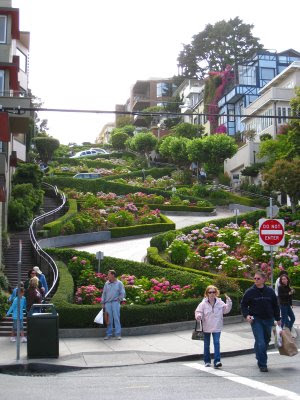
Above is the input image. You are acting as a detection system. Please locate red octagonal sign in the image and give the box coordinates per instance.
[259,219,285,246]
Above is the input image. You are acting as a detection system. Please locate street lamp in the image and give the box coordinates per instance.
[157,123,161,140]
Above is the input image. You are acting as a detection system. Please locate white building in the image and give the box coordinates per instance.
[224,61,300,184]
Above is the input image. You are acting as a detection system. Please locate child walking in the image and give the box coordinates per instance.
[6,287,27,342]
[195,285,232,368]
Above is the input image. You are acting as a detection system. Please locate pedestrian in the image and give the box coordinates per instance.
[8,282,24,303]
[24,269,43,293]
[195,285,232,368]
[6,287,27,342]
[33,266,48,295]
[241,270,281,372]
[278,274,296,334]
[25,276,42,312]
[101,270,125,340]
[274,269,288,296]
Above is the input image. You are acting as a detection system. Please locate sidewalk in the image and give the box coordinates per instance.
[1,307,299,370]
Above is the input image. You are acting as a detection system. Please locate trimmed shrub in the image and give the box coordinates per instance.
[47,250,241,328]
[43,199,78,237]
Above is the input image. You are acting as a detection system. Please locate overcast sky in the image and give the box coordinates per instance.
[12,0,300,145]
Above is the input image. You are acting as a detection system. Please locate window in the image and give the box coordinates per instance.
[156,82,172,98]
[0,70,4,95]
[228,109,235,122]
[277,107,292,124]
[238,65,256,85]
[260,68,275,86]
[17,48,27,72]
[0,16,7,43]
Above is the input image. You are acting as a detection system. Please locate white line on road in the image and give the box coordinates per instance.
[184,363,300,400]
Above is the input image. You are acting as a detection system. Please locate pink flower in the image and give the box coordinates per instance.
[80,260,87,265]
[72,256,78,261]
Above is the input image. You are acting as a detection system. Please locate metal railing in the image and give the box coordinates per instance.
[29,182,67,299]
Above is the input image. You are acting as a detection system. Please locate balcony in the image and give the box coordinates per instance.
[242,87,295,118]
[218,86,259,107]
[131,95,151,112]
[0,94,32,133]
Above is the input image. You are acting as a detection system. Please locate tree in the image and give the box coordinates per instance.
[187,138,206,165]
[202,134,238,175]
[116,115,132,128]
[158,136,191,167]
[111,131,129,150]
[263,159,300,213]
[12,163,43,188]
[172,122,204,139]
[33,136,60,163]
[128,132,157,167]
[177,17,263,78]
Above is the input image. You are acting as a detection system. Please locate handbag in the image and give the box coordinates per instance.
[94,309,104,325]
[278,328,298,357]
[192,320,204,340]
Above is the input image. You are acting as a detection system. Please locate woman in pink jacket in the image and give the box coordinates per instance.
[195,285,232,368]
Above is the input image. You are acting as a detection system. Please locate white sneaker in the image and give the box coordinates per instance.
[21,337,27,343]
[291,327,298,338]
[104,336,111,340]
[115,336,122,340]
[205,363,211,367]
[10,337,16,342]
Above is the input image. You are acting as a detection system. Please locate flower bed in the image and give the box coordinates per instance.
[48,249,242,328]
[149,217,300,285]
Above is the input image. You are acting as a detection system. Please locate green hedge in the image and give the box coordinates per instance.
[48,251,241,328]
[52,156,132,170]
[147,247,254,293]
[146,204,215,213]
[43,199,78,237]
[150,209,266,251]
[101,167,174,181]
[110,214,175,238]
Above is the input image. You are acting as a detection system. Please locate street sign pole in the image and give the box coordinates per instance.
[259,215,285,289]
[16,240,22,361]
[269,197,274,288]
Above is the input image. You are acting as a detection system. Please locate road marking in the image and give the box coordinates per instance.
[184,363,300,400]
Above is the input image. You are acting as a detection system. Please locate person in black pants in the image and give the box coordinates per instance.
[278,274,295,333]
[241,270,281,372]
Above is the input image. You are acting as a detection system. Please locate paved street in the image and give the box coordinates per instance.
[1,351,300,400]
[74,208,233,262]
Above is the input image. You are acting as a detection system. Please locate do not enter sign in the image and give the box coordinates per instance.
[259,219,285,247]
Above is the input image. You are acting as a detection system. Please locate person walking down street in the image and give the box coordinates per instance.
[33,266,48,296]
[278,274,296,334]
[274,269,288,296]
[195,285,232,368]
[241,270,281,373]
[25,276,42,312]
[6,288,27,342]
[101,270,125,340]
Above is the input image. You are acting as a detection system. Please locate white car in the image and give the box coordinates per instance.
[89,148,110,154]
[70,150,99,158]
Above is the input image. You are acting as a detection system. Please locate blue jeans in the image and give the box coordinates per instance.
[280,305,295,330]
[204,332,221,365]
[251,318,273,368]
[105,301,121,337]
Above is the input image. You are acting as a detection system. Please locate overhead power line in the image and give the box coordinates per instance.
[1,106,300,120]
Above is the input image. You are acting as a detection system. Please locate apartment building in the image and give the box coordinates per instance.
[224,61,300,184]
[0,1,31,263]
[218,49,300,135]
[174,78,210,135]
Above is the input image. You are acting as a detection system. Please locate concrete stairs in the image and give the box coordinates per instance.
[0,194,64,336]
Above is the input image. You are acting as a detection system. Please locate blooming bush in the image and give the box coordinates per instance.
[167,240,191,265]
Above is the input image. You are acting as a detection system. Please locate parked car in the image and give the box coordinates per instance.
[70,150,99,158]
[73,173,101,179]
[89,148,110,154]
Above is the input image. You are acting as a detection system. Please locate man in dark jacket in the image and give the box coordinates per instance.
[241,270,281,372]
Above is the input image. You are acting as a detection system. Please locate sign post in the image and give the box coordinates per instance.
[259,217,284,288]
[16,240,22,361]
[96,251,104,274]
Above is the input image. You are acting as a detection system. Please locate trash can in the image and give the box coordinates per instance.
[27,303,59,358]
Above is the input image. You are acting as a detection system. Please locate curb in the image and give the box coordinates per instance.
[59,315,244,338]
[0,345,258,374]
